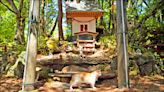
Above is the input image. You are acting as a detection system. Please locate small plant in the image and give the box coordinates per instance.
[98,35,116,49]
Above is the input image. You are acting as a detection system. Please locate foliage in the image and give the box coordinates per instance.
[46,38,59,51]
[126,0,164,70]
[46,38,69,54]
[127,0,164,46]
[59,40,69,50]
[0,11,15,43]
[129,64,139,76]
[98,34,116,49]
[38,36,49,54]
[97,0,118,34]
[154,52,164,72]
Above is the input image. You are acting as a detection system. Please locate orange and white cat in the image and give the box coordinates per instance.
[70,70,101,90]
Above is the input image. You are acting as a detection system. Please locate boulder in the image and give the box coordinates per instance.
[61,65,89,73]
[133,53,156,76]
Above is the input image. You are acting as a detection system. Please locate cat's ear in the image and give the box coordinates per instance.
[97,70,101,72]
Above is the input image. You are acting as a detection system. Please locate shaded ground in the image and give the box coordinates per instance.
[0,77,22,92]
[0,75,164,92]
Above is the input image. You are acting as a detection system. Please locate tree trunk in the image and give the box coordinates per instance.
[6,0,26,44]
[111,0,117,33]
[22,0,40,91]
[108,0,112,30]
[116,0,129,88]
[58,0,64,41]
[40,0,47,36]
[76,0,80,3]
[14,15,25,44]
[0,0,26,44]
[100,0,104,26]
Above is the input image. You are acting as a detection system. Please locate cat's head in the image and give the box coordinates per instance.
[94,70,102,77]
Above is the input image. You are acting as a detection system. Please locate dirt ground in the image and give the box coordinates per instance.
[0,75,164,92]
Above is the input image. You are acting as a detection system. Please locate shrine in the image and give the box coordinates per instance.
[66,0,103,52]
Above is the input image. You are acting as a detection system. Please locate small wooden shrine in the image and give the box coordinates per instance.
[66,0,103,52]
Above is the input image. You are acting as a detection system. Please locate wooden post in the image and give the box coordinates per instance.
[116,0,129,88]
[22,0,40,91]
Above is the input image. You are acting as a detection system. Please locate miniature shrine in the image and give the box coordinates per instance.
[66,0,103,52]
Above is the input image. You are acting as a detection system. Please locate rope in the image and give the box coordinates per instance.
[72,18,95,23]
[22,82,35,86]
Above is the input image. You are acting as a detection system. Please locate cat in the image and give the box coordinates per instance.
[70,70,101,90]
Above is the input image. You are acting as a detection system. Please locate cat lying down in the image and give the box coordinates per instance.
[70,70,102,90]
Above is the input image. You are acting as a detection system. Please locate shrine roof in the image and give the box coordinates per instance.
[66,0,103,12]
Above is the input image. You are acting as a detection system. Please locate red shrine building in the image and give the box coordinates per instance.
[66,0,103,52]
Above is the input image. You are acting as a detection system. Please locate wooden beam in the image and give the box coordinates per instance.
[74,31,98,36]
[66,12,103,18]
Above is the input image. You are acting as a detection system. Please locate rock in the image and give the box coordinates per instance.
[38,86,65,92]
[60,52,68,61]
[104,65,112,73]
[61,65,89,73]
[110,59,117,73]
[38,67,51,80]
[133,53,156,76]
[43,80,69,89]
[88,64,111,72]
[88,65,99,71]
[38,79,69,91]
[129,60,140,76]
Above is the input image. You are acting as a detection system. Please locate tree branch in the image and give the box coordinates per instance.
[50,15,58,36]
[142,0,149,8]
[7,0,19,14]
[0,0,16,14]
[136,0,164,28]
[19,0,24,14]
[46,15,56,27]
